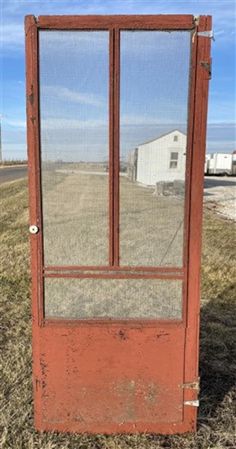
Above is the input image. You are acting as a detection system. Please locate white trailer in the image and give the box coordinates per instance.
[207,153,233,175]
[232,151,236,175]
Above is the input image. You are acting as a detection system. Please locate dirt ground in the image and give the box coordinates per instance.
[204,176,236,221]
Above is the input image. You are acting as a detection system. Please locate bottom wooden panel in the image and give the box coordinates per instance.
[32,324,196,433]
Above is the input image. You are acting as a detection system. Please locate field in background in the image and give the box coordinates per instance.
[42,166,184,319]
[0,179,235,449]
[42,165,184,267]
[0,160,27,167]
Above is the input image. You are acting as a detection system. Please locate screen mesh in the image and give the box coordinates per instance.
[39,31,109,266]
[45,278,182,319]
[120,31,191,266]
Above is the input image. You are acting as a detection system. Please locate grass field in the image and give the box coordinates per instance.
[42,167,184,318]
[42,167,184,267]
[0,179,235,448]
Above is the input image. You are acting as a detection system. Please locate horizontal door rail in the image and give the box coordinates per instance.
[44,271,184,280]
[44,265,184,273]
[34,15,196,30]
[44,317,183,328]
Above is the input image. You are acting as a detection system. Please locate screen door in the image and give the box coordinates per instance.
[25,15,211,434]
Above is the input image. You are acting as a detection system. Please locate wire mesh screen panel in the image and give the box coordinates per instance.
[44,278,182,319]
[120,31,191,267]
[39,31,109,266]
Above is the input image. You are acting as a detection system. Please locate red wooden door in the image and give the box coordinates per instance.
[25,15,211,434]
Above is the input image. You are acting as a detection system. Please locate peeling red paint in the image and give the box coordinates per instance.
[25,14,211,433]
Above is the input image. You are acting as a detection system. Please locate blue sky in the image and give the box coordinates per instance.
[0,0,235,160]
[39,29,191,162]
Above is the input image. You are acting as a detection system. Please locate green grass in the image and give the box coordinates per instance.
[0,179,235,448]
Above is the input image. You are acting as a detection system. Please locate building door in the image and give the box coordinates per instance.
[26,14,211,433]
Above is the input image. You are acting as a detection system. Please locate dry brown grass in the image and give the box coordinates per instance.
[0,160,27,167]
[42,169,184,267]
[0,179,235,448]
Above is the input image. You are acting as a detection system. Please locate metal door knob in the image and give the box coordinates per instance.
[29,225,39,234]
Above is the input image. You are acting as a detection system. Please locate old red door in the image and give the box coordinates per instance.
[25,15,211,433]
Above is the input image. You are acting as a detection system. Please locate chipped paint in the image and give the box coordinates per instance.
[25,14,212,434]
[117,329,128,340]
[27,85,34,105]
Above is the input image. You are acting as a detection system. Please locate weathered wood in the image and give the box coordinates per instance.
[37,15,195,30]
[25,14,211,434]
[184,15,212,429]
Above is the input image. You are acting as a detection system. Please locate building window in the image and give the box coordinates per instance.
[169,152,178,168]
[173,135,178,142]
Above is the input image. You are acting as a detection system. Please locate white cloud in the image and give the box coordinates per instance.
[41,114,185,130]
[1,0,235,51]
[208,122,236,129]
[42,85,105,107]
[3,118,26,128]
[0,23,24,50]
[41,117,107,130]
[121,114,181,126]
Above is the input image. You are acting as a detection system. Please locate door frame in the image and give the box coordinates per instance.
[25,14,212,433]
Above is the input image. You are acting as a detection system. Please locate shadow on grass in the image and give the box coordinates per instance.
[199,283,236,420]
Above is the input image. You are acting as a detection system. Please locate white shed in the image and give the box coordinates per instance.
[133,130,186,186]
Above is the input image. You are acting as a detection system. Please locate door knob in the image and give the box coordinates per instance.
[29,225,39,234]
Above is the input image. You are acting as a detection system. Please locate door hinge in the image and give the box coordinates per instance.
[197,30,215,40]
[184,400,199,407]
[181,380,200,391]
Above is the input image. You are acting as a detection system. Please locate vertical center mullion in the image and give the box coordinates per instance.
[109,29,115,266]
[109,28,120,267]
[113,28,120,266]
